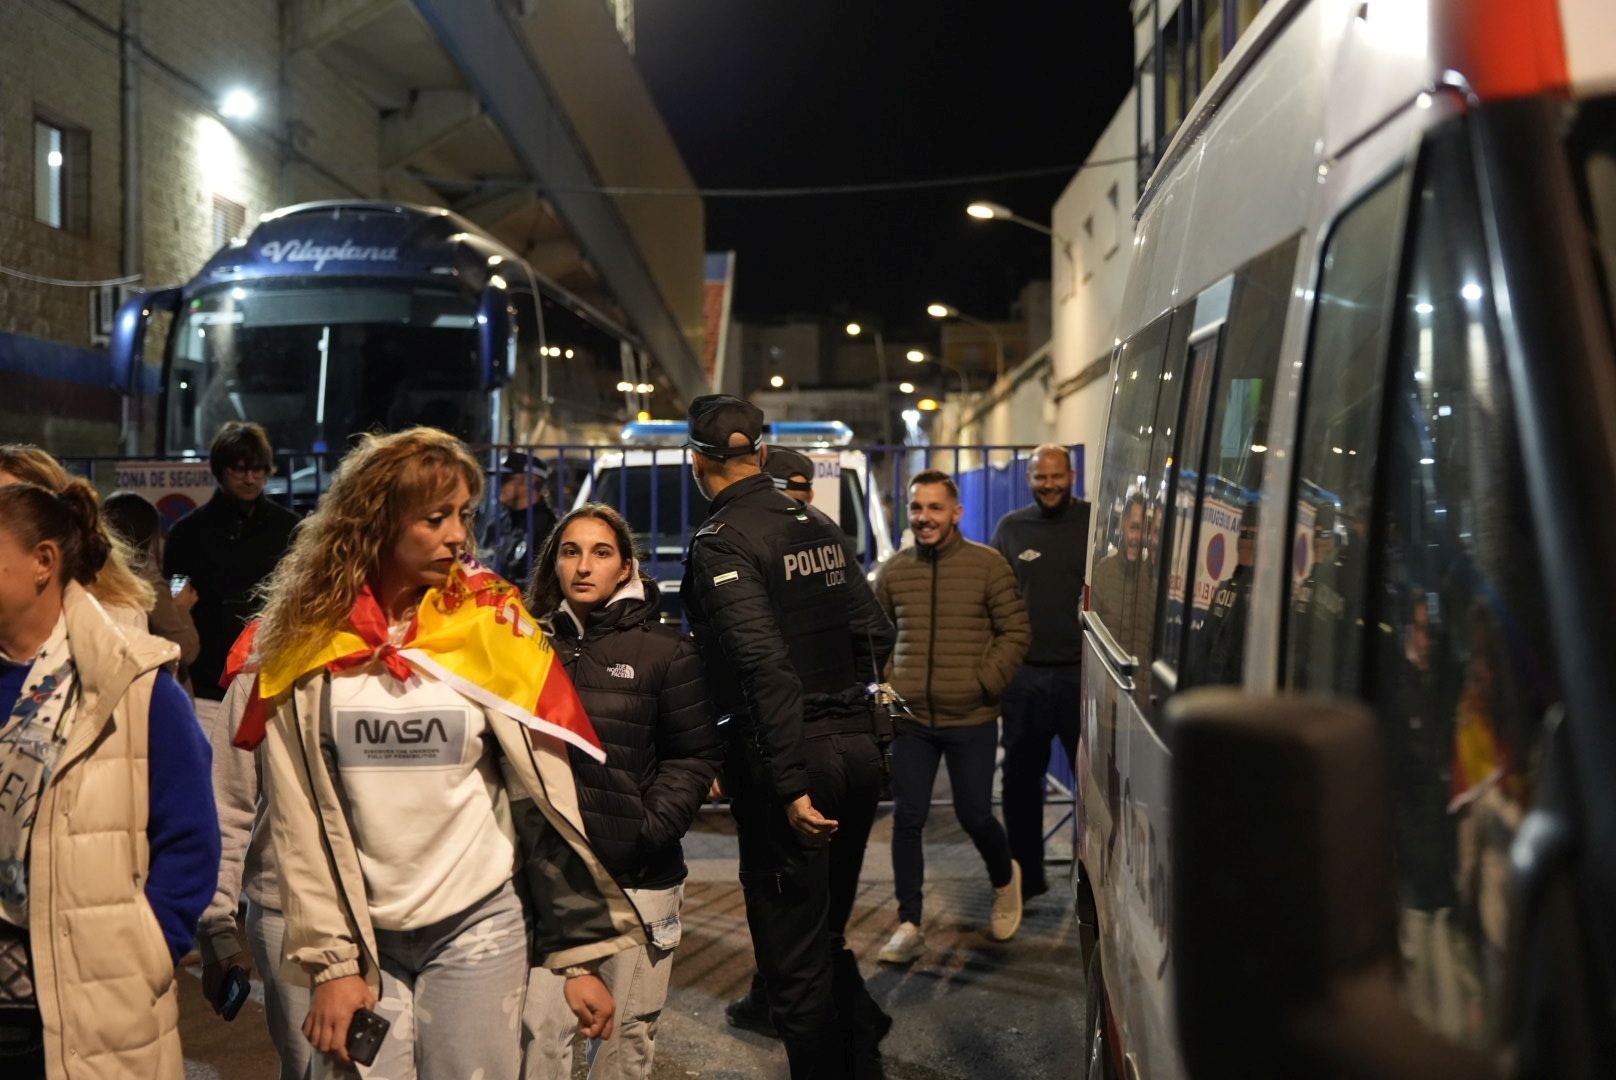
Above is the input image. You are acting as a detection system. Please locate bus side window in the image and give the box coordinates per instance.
[1284,171,1411,693]
[1088,312,1173,660]
[1178,235,1299,689]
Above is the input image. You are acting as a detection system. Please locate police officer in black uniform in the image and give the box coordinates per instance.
[680,397,895,1078]
[481,450,557,586]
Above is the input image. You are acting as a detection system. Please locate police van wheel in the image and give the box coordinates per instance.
[1082,947,1116,1080]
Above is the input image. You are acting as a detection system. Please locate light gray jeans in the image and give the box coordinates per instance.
[246,901,312,1080]
[522,884,682,1080]
[358,880,529,1080]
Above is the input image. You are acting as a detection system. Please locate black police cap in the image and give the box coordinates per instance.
[494,450,550,479]
[762,445,815,492]
[685,395,764,458]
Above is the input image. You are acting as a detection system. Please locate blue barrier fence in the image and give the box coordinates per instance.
[61,440,1082,819]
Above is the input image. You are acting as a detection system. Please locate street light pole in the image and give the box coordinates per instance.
[906,348,969,396]
[926,303,1005,383]
[846,320,894,444]
[966,200,1077,297]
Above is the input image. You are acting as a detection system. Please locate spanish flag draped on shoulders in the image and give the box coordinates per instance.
[236,553,645,983]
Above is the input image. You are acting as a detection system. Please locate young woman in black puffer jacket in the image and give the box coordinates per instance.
[520,503,721,1080]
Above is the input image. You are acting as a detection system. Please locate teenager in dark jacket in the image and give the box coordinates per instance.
[522,503,721,1080]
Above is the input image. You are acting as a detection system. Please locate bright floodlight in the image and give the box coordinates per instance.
[219,88,258,121]
[926,303,955,319]
[906,349,925,363]
[967,201,1011,220]
[902,409,921,423]
[898,381,915,394]
[769,374,785,389]
[845,322,862,337]
[918,398,940,412]
[635,383,655,394]
[616,381,634,392]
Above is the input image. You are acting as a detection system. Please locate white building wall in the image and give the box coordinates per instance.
[1049,88,1137,502]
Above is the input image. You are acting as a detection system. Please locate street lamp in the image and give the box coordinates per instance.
[219,87,259,121]
[769,374,785,389]
[925,303,1006,382]
[966,200,1076,292]
[904,348,969,396]
[844,319,894,444]
[898,381,915,394]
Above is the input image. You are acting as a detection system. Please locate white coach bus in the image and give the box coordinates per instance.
[1078,1,1615,1077]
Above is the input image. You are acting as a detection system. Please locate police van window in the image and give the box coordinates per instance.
[1178,235,1299,688]
[1089,311,1173,660]
[1154,321,1216,679]
[1144,312,1208,675]
[1131,303,1195,691]
[1367,124,1559,1054]
[1284,170,1412,694]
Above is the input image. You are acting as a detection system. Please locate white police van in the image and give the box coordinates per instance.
[1077,1,1616,1077]
[573,420,894,605]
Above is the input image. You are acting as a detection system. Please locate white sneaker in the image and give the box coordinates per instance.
[877,921,925,965]
[989,860,1023,941]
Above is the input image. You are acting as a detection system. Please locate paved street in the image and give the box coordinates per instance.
[179,790,1084,1079]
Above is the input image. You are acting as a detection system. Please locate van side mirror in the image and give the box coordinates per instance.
[477,285,515,391]
[1169,689,1493,1079]
[109,287,181,395]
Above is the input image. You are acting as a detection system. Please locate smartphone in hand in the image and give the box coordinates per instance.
[214,965,250,1021]
[346,1007,391,1067]
[169,574,190,598]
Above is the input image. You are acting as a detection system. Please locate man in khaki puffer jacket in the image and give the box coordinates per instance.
[872,469,1030,965]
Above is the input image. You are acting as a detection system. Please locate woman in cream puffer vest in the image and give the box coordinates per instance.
[0,479,219,1080]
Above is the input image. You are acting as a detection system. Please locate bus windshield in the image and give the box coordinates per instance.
[163,283,484,453]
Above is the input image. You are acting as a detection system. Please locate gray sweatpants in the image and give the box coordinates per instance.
[245,901,312,1080]
[360,881,529,1080]
[522,884,682,1080]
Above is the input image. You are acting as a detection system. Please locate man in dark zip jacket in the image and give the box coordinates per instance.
[873,469,1031,965]
[990,444,1092,902]
[679,396,895,1079]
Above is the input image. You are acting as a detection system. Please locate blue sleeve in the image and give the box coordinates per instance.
[145,671,222,961]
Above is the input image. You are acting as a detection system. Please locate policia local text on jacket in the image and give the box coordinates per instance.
[682,472,895,1078]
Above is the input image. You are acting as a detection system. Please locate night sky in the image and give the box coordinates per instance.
[635,0,1134,342]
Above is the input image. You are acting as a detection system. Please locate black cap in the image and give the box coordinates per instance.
[685,394,764,458]
[494,450,550,479]
[762,445,815,493]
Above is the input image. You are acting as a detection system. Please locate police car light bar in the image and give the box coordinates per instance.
[618,419,854,448]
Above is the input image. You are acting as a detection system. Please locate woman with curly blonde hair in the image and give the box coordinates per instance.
[247,427,642,1079]
[0,445,155,624]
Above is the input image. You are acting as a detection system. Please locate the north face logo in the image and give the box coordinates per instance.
[1018,548,1043,562]
[607,663,635,680]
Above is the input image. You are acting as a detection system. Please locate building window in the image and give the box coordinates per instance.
[213,194,246,247]
[34,117,88,233]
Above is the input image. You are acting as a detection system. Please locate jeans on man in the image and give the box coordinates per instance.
[1000,664,1081,896]
[889,720,1013,925]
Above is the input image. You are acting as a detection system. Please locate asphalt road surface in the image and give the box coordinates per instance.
[179,788,1084,1079]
